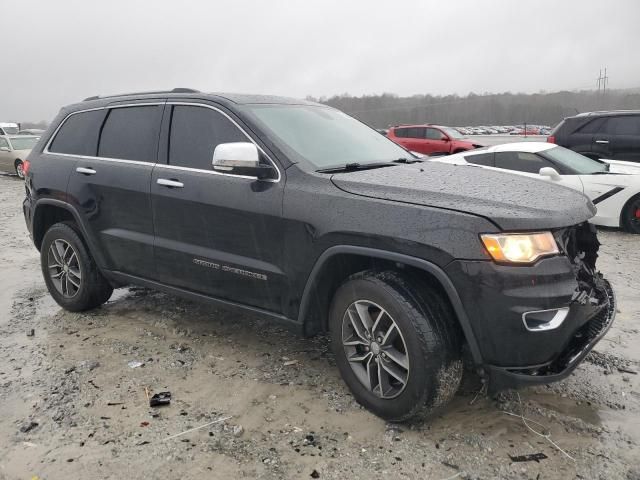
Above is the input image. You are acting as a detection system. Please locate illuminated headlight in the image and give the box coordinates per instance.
[480,232,559,264]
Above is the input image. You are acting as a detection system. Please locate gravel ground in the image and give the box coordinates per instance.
[0,174,638,480]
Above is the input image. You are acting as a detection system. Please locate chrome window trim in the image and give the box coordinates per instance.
[43,101,282,183]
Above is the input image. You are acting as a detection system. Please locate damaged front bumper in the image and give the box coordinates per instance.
[485,278,615,391]
[445,222,616,392]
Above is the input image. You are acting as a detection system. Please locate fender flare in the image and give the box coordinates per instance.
[297,245,484,366]
[32,199,108,268]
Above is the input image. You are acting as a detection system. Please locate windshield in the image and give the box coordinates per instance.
[9,137,39,150]
[2,126,19,135]
[542,146,608,174]
[246,105,411,169]
[440,127,464,139]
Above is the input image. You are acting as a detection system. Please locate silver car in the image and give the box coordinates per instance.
[0,135,39,178]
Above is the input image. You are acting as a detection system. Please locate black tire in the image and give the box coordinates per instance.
[40,222,113,311]
[329,270,463,422]
[14,159,25,179]
[621,194,640,234]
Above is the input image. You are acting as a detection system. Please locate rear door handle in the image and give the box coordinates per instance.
[157,178,184,188]
[76,167,96,175]
[595,140,609,144]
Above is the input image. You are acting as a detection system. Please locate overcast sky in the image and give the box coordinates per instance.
[3,0,639,121]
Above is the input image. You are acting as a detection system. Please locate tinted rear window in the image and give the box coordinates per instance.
[98,106,162,162]
[576,117,606,134]
[168,106,246,170]
[49,110,107,156]
[465,152,494,166]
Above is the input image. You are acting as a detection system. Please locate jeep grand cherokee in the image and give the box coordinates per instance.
[22,89,615,421]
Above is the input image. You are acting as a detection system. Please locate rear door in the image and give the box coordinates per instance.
[595,115,640,162]
[150,102,286,313]
[66,102,164,276]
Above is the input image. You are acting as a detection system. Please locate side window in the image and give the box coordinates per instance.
[0,137,9,149]
[603,116,640,135]
[405,127,425,139]
[495,152,552,173]
[465,152,494,166]
[168,106,247,170]
[577,117,606,134]
[48,110,107,156]
[98,106,162,162]
[426,128,444,140]
[394,128,408,138]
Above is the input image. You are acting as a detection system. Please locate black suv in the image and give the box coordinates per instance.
[549,110,640,162]
[23,89,615,421]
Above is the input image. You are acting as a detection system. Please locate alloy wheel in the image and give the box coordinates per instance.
[341,300,410,399]
[15,162,25,179]
[47,239,82,298]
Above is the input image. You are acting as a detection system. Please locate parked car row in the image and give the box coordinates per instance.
[455,125,552,136]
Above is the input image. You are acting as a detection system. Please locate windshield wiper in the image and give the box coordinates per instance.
[316,162,397,173]
[392,157,423,164]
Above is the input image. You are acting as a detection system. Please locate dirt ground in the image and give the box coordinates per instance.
[0,173,638,480]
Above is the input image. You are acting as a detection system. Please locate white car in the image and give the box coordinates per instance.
[0,135,39,179]
[432,142,640,234]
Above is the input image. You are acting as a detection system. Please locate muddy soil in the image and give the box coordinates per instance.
[0,174,638,480]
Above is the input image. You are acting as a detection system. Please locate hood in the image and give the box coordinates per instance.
[604,159,640,175]
[331,162,596,231]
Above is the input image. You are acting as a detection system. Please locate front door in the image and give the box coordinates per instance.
[0,137,12,173]
[150,103,286,313]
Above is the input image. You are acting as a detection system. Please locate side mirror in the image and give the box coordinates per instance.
[441,136,450,142]
[212,142,275,180]
[539,167,561,181]
[0,146,10,152]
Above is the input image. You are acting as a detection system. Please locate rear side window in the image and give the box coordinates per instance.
[168,106,247,170]
[576,117,606,134]
[394,128,408,138]
[49,110,107,156]
[465,152,494,166]
[405,127,425,139]
[603,116,640,135]
[98,106,162,162]
[495,152,552,173]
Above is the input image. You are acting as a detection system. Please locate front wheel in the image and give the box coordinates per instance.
[41,222,113,311]
[621,195,640,234]
[329,271,463,422]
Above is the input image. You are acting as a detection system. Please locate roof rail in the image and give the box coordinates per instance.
[83,87,200,102]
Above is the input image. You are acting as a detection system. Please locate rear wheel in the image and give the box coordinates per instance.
[14,160,25,179]
[41,223,113,311]
[621,195,640,234]
[329,270,463,422]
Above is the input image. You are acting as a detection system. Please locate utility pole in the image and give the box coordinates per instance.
[596,68,609,108]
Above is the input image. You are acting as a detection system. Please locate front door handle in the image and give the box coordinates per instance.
[157,178,184,188]
[595,140,609,144]
[76,167,96,175]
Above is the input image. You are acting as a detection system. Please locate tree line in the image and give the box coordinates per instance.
[311,88,640,128]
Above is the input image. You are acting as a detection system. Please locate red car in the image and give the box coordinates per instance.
[387,124,482,155]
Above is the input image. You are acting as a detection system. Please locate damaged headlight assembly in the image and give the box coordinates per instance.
[480,232,559,264]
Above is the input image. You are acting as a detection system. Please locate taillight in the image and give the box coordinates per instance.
[22,160,31,176]
[547,136,556,144]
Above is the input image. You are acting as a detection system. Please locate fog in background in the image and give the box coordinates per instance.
[3,0,640,122]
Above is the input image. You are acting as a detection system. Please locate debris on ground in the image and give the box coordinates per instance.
[127,360,144,369]
[508,452,548,463]
[19,421,38,433]
[149,391,171,407]
[26,329,35,337]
